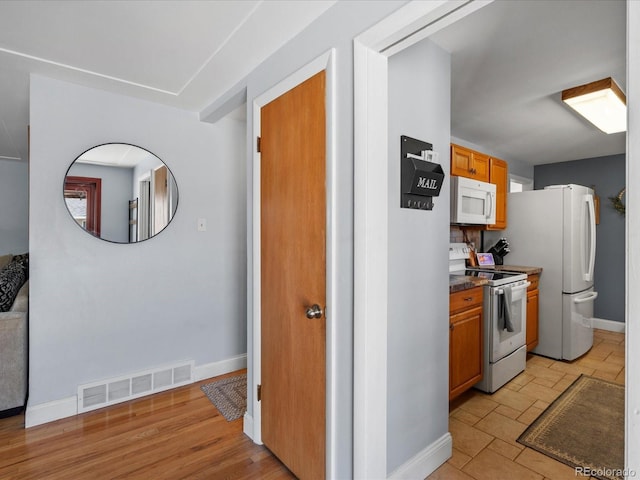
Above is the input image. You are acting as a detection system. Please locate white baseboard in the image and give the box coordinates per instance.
[194,353,247,381]
[26,353,248,428]
[388,432,452,479]
[593,318,625,333]
[243,412,259,442]
[25,396,77,428]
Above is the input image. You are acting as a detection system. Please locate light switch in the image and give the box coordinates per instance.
[197,218,207,232]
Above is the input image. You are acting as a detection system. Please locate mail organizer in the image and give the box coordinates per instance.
[400,135,445,210]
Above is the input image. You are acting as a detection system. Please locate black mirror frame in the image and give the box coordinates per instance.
[63,143,179,244]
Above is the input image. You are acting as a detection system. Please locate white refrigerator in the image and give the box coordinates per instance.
[493,184,598,360]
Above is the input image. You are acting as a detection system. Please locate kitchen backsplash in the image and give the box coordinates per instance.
[450,226,481,249]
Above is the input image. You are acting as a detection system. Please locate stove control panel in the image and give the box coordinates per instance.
[449,243,472,272]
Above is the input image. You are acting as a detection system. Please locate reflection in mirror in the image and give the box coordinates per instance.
[64,143,178,243]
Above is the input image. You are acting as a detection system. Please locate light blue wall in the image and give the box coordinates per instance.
[387,38,450,473]
[0,160,28,255]
[28,76,247,410]
[534,154,625,322]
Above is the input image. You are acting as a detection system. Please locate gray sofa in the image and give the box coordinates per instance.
[0,254,28,415]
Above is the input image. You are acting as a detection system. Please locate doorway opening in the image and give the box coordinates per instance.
[354,0,633,478]
[64,176,102,237]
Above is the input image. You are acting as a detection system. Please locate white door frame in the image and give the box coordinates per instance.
[248,49,337,475]
[353,4,494,476]
[351,1,602,477]
[626,1,640,473]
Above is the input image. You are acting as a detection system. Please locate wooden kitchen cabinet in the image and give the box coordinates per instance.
[449,287,483,400]
[487,157,508,230]
[526,274,540,352]
[451,144,490,182]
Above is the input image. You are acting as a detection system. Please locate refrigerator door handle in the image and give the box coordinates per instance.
[583,194,596,282]
[574,291,598,304]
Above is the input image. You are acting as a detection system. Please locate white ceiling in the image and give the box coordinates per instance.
[430,0,626,165]
[0,0,627,168]
[0,0,336,163]
[76,143,158,168]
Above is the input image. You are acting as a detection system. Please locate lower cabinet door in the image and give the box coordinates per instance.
[449,305,483,400]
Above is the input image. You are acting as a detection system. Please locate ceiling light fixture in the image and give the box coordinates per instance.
[562,77,626,134]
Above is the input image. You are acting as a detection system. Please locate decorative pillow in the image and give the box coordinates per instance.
[11,253,28,280]
[0,254,12,270]
[0,261,26,312]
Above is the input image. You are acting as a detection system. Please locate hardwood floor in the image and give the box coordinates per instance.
[1,330,624,479]
[0,371,295,480]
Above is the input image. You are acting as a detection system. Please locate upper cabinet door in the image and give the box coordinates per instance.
[451,144,472,176]
[471,151,490,182]
[451,144,489,182]
[487,157,508,230]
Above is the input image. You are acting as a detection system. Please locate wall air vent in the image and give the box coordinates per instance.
[77,360,194,414]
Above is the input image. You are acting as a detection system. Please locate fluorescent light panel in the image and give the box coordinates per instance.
[562,77,626,134]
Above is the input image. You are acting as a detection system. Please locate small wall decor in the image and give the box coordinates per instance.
[609,187,626,216]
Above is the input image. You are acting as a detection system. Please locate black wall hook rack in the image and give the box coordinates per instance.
[400,135,445,210]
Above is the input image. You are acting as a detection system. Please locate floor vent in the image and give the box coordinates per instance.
[77,360,195,413]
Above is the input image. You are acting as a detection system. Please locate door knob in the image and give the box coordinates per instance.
[305,304,323,319]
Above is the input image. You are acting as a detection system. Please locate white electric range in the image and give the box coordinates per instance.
[449,243,529,393]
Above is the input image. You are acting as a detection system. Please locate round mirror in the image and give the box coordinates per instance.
[63,143,178,243]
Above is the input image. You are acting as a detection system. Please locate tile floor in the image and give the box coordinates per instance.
[428,328,625,480]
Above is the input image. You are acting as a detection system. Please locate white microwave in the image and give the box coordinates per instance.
[451,176,497,225]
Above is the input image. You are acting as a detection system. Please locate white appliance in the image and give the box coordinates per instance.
[451,176,497,225]
[449,244,529,393]
[495,184,598,360]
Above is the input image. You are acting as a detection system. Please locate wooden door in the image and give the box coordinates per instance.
[260,71,326,479]
[153,166,168,235]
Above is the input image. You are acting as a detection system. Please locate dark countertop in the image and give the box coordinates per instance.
[449,275,488,293]
[449,265,543,293]
[492,265,543,275]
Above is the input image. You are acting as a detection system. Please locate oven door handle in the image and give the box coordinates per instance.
[495,282,530,295]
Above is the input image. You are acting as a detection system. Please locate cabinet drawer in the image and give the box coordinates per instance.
[527,274,539,291]
[450,286,483,313]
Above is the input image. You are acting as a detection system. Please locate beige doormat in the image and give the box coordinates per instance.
[200,374,247,421]
[518,375,624,480]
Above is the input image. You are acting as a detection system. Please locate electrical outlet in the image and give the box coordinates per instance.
[197,218,207,232]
